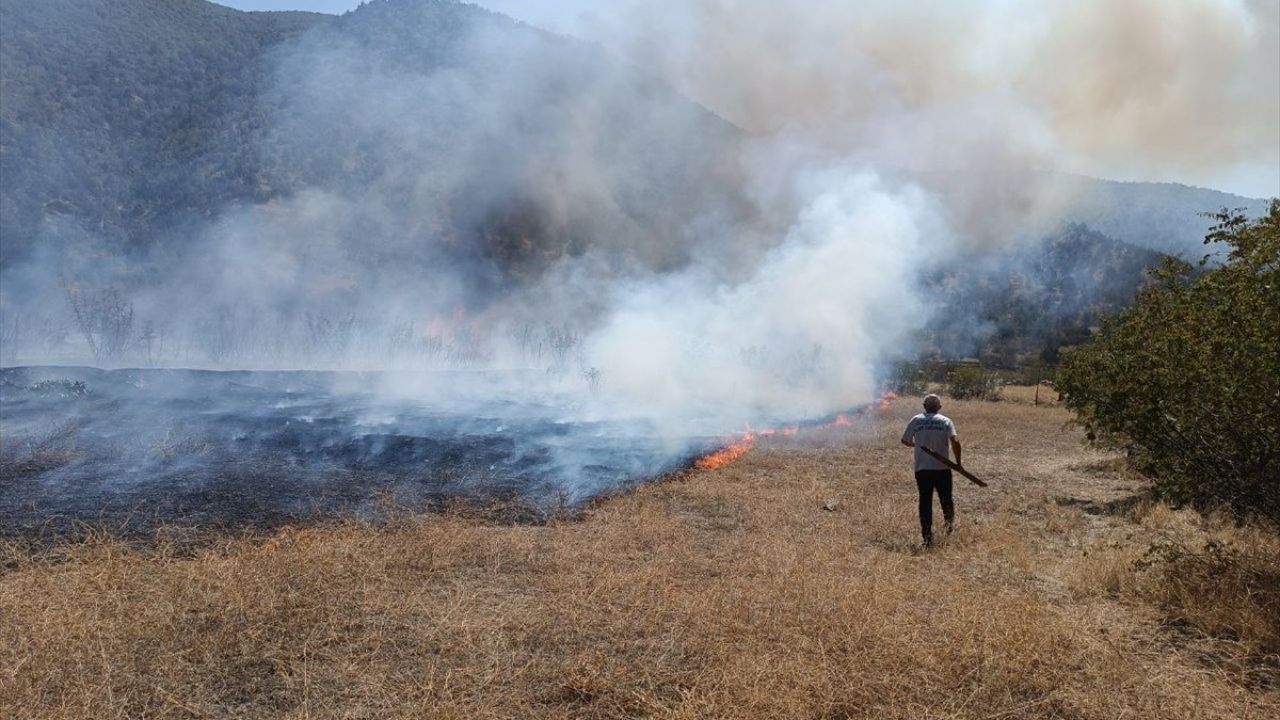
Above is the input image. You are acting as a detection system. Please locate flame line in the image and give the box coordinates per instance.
[692,392,897,471]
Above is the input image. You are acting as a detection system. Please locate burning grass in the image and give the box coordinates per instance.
[692,432,756,470]
[2,387,1277,718]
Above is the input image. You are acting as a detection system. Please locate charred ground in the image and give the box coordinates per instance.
[0,365,726,537]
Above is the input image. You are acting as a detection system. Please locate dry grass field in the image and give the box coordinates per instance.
[2,387,1277,719]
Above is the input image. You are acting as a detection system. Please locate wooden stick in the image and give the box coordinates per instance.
[917,446,988,487]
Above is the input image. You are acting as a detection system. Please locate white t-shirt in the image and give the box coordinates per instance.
[901,412,957,472]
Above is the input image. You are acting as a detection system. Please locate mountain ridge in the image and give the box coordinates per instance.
[0,0,1271,370]
[1,0,744,284]
[2,0,1268,273]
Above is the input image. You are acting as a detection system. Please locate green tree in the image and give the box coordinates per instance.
[1057,201,1280,523]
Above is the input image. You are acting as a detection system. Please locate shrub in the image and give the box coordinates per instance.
[946,365,1002,401]
[1057,202,1280,522]
[884,361,928,395]
[66,286,134,363]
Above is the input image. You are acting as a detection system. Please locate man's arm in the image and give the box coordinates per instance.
[950,437,962,466]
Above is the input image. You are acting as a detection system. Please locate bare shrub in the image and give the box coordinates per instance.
[2,311,71,361]
[193,307,289,365]
[195,308,241,363]
[543,323,580,372]
[581,366,601,392]
[305,313,355,360]
[447,325,490,367]
[385,319,415,356]
[514,322,539,363]
[137,321,163,367]
[66,285,135,363]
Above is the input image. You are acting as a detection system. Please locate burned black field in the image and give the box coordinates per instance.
[0,367,709,537]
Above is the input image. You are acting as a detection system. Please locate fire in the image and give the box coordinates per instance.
[694,433,757,470]
[693,402,873,471]
[425,306,469,339]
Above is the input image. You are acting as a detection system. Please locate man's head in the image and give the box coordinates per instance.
[923,394,942,413]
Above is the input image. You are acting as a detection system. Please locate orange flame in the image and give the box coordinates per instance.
[693,406,867,471]
[879,390,897,411]
[694,433,758,470]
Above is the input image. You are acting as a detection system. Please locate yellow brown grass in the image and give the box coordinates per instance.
[2,396,1276,718]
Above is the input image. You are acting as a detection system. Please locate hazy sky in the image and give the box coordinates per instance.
[215,0,577,27]
[214,1,1277,198]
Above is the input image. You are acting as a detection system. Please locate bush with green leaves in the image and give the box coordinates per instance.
[884,361,928,395]
[946,365,1003,401]
[1057,202,1280,523]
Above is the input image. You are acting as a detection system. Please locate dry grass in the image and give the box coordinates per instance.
[2,390,1277,718]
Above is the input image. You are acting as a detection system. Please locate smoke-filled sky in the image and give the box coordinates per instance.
[5,0,1277,431]
[218,0,1279,199]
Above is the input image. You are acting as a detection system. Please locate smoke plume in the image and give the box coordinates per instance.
[560,0,1279,197]
[4,0,1277,434]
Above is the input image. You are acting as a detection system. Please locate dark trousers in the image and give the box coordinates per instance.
[915,469,954,544]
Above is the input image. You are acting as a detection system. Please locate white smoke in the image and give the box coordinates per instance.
[583,168,941,425]
[519,0,1279,426]
[523,0,1279,199]
[7,0,1276,433]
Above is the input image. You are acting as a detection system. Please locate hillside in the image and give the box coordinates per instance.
[1059,176,1271,260]
[2,0,1264,276]
[925,223,1169,365]
[0,0,1269,370]
[0,0,331,265]
[0,0,743,287]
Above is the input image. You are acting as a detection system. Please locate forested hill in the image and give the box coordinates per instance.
[923,223,1169,366]
[1058,177,1270,260]
[0,0,1268,367]
[0,0,331,264]
[1,0,744,289]
[2,0,1267,274]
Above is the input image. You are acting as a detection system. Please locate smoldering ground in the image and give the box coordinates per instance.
[0,365,721,535]
[0,0,1275,532]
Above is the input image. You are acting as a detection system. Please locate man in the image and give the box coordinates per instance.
[900,394,961,547]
